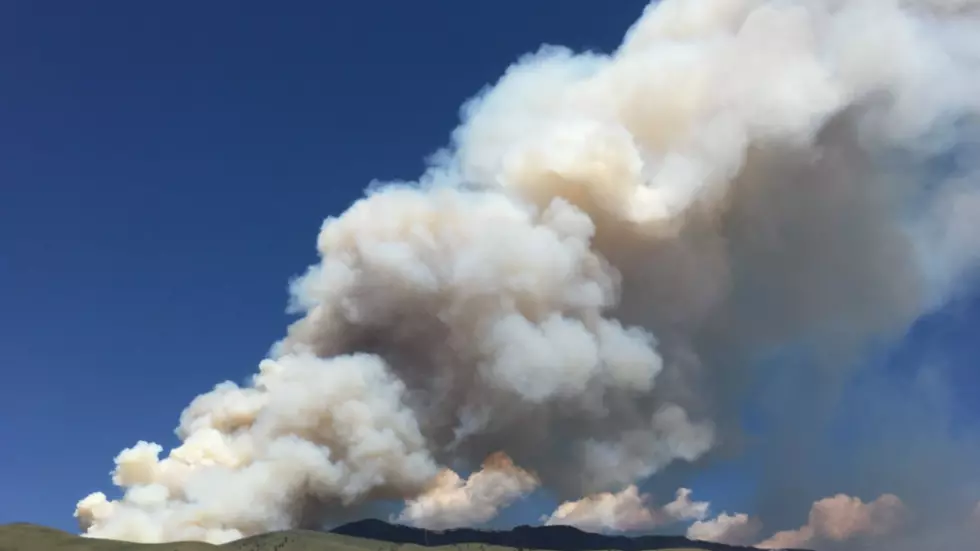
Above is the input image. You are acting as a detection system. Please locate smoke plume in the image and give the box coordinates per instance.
[543,486,708,533]
[76,0,980,545]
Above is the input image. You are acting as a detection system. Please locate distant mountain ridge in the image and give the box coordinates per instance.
[331,519,807,551]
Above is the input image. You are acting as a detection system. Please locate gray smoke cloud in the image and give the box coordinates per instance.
[76,0,980,546]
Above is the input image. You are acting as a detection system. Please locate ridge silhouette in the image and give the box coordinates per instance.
[330,519,808,551]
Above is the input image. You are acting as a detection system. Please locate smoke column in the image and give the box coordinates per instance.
[76,0,980,545]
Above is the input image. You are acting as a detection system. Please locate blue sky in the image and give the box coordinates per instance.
[0,0,650,531]
[0,0,977,537]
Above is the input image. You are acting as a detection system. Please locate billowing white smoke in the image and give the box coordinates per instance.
[394,453,538,530]
[756,494,906,549]
[544,486,708,533]
[76,355,441,543]
[76,0,980,543]
[547,489,915,549]
[684,493,908,549]
[687,512,762,546]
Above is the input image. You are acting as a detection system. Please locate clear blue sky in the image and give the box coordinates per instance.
[0,0,977,536]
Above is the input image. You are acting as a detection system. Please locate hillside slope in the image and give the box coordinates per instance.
[0,521,804,551]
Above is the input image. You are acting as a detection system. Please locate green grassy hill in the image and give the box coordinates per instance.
[0,524,707,551]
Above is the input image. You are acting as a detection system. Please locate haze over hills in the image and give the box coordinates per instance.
[0,521,809,551]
